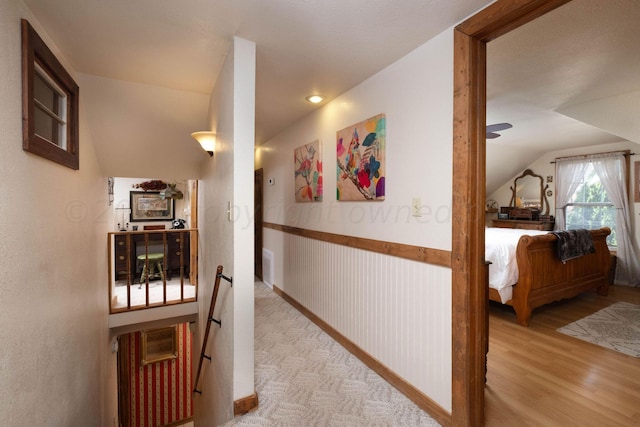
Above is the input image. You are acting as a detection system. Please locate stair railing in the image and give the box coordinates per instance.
[193,264,233,394]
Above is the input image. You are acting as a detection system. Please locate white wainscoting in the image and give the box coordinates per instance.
[262,248,274,288]
[273,231,452,412]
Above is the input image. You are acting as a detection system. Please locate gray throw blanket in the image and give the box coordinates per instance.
[551,229,595,263]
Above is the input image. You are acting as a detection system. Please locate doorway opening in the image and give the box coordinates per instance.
[452,1,572,425]
[254,168,264,280]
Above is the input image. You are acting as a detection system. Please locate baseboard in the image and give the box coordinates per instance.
[234,392,259,416]
[273,285,452,427]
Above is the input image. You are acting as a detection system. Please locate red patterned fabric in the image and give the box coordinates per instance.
[126,323,193,427]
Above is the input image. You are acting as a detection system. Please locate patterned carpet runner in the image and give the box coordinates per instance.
[223,281,440,426]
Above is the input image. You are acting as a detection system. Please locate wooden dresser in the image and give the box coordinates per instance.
[492,219,554,231]
[493,168,555,231]
[113,231,190,281]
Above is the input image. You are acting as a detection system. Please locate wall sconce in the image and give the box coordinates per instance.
[191,131,216,157]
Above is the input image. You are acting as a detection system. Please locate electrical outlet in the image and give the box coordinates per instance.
[412,198,421,217]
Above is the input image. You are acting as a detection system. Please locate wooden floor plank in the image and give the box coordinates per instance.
[486,285,640,426]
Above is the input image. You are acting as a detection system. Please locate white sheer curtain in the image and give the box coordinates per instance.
[556,153,640,286]
[591,153,640,285]
[554,158,589,231]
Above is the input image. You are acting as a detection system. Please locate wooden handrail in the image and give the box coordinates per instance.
[193,265,232,395]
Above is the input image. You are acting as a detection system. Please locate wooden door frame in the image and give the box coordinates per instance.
[116,334,131,427]
[190,180,199,285]
[254,168,264,280]
[451,1,571,425]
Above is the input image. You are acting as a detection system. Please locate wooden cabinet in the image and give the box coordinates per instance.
[493,205,555,230]
[508,208,538,220]
[492,219,554,231]
[166,232,190,280]
[113,231,190,282]
[114,234,129,280]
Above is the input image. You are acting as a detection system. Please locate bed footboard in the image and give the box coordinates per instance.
[493,228,611,326]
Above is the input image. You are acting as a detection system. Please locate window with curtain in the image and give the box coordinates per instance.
[555,151,640,286]
[565,162,617,247]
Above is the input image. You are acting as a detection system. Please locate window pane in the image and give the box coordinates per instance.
[33,68,67,149]
[565,205,617,246]
[34,72,58,112]
[570,164,612,203]
[34,106,55,143]
[34,105,66,149]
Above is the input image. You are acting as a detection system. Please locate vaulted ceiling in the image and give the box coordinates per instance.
[24,0,492,145]
[22,0,640,188]
[486,0,640,193]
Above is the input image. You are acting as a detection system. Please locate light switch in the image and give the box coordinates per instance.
[412,198,421,217]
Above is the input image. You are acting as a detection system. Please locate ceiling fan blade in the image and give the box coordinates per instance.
[486,132,501,139]
[486,122,513,133]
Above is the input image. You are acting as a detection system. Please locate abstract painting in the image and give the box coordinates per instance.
[294,140,323,202]
[336,113,385,201]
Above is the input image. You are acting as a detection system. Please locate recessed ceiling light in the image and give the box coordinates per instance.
[305,95,325,104]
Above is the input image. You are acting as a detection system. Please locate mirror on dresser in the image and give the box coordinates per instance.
[493,169,555,230]
[509,169,549,216]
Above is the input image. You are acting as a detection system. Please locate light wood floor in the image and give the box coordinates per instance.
[485,285,640,426]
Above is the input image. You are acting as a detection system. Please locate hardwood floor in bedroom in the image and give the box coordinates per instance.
[485,285,640,426]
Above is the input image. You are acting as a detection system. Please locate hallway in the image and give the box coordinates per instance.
[222,281,440,426]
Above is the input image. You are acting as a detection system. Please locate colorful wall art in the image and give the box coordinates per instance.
[294,140,323,202]
[336,113,386,201]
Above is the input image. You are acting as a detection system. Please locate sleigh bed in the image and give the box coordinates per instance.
[485,227,612,326]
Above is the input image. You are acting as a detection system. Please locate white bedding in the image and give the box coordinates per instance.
[485,227,550,303]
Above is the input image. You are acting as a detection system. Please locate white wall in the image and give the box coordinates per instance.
[0,2,116,425]
[230,36,256,406]
[196,36,256,426]
[558,90,640,146]
[111,177,190,231]
[78,74,211,181]
[257,29,454,411]
[258,30,453,250]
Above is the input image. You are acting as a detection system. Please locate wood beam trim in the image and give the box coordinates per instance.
[452,27,487,427]
[264,222,451,268]
[456,0,572,42]
[452,1,573,426]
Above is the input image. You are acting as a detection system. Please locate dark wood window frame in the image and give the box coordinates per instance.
[21,19,79,170]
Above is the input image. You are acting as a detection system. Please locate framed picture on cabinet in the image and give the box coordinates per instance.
[130,191,175,222]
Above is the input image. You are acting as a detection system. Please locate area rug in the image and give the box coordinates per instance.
[557,302,640,357]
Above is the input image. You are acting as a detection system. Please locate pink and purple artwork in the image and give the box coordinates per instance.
[294,140,323,202]
[336,114,385,201]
